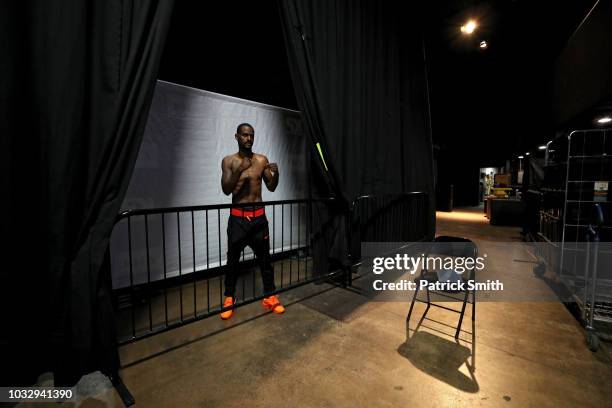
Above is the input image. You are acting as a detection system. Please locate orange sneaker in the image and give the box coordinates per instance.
[220,296,235,320]
[262,295,285,314]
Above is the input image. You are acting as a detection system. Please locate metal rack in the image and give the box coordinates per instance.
[527,129,612,349]
[557,129,612,349]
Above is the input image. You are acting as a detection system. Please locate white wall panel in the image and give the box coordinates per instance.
[111,81,307,289]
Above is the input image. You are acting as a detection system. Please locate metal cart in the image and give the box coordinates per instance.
[556,129,612,350]
[527,129,612,350]
[582,204,610,350]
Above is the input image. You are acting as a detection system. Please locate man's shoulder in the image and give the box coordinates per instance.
[253,153,268,163]
[222,153,239,163]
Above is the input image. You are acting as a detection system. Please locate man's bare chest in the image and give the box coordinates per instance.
[242,161,265,179]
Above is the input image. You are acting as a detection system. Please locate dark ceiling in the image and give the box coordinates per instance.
[423,0,598,161]
[158,1,295,109]
[158,0,598,163]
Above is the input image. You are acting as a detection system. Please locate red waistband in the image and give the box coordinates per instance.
[231,207,265,218]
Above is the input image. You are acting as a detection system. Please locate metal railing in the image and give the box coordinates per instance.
[110,198,339,344]
[348,192,430,277]
[110,193,430,344]
[523,190,542,240]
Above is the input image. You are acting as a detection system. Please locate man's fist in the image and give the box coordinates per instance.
[266,163,279,175]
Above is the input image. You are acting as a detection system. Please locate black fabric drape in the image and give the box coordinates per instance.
[278,0,436,262]
[1,0,173,385]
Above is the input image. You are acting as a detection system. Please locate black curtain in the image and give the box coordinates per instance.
[1,0,173,385]
[278,0,436,258]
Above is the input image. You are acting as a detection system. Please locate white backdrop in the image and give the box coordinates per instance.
[110,81,307,289]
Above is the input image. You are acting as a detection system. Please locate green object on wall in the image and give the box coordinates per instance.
[316,142,329,171]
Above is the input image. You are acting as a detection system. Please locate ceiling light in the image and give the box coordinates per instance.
[526,152,530,156]
[479,40,488,49]
[596,116,612,124]
[518,156,524,159]
[538,145,546,150]
[460,20,477,35]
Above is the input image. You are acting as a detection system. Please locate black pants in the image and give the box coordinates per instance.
[224,214,276,298]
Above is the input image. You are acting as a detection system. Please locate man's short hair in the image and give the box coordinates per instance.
[236,123,254,134]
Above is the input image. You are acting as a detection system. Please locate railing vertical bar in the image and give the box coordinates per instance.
[206,210,210,313]
[391,197,394,240]
[372,197,376,241]
[406,199,410,240]
[281,203,284,288]
[365,198,370,242]
[390,201,394,240]
[383,197,387,241]
[191,210,197,317]
[242,251,246,301]
[127,216,135,339]
[368,198,371,241]
[273,204,277,289]
[385,200,396,241]
[177,212,183,322]
[383,197,387,240]
[378,197,382,241]
[162,213,168,326]
[387,197,391,240]
[404,200,409,240]
[243,243,247,302]
[218,209,222,306]
[377,198,386,241]
[297,202,300,281]
[417,199,421,238]
[416,197,419,238]
[367,197,372,241]
[409,198,412,239]
[145,214,153,332]
[251,208,256,298]
[289,202,293,284]
[305,202,308,279]
[306,200,310,279]
[410,198,414,239]
[413,198,417,239]
[252,253,256,300]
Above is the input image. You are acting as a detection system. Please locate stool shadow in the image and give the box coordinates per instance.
[397,330,479,393]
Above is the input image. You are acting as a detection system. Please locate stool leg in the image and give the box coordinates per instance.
[455,289,469,339]
[472,288,476,321]
[407,286,420,324]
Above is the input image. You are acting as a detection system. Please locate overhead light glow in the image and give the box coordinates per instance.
[460,20,477,35]
[596,116,612,124]
[479,40,488,49]
[526,152,530,156]
[538,145,546,150]
[518,156,524,159]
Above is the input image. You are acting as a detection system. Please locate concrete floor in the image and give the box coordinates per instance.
[30,207,612,407]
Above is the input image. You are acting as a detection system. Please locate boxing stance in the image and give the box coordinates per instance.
[219,123,284,319]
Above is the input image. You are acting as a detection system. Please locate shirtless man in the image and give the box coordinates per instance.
[219,123,284,319]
